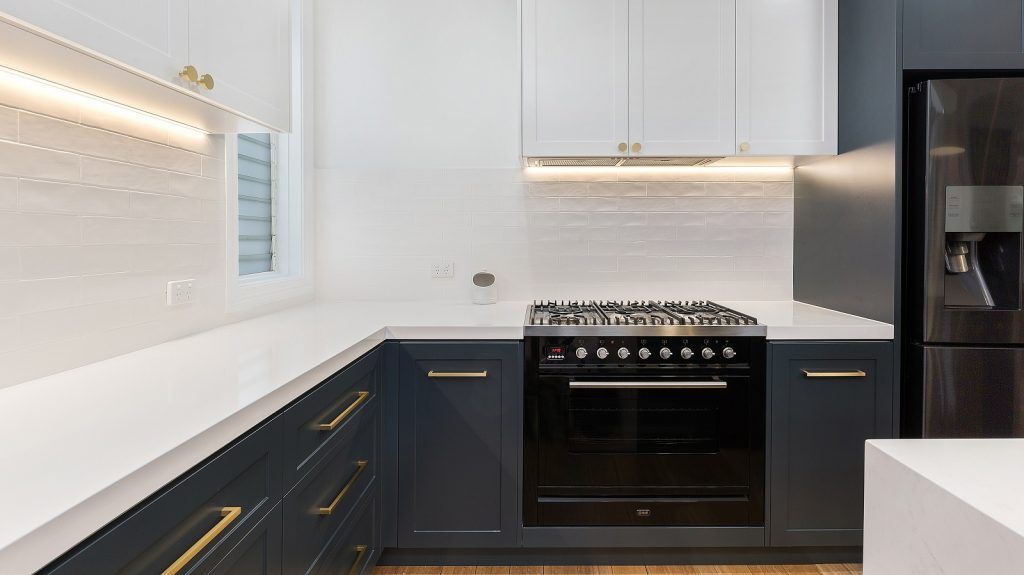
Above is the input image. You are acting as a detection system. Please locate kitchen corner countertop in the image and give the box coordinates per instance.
[864,439,1024,574]
[0,299,890,573]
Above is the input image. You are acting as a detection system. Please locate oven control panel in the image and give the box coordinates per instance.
[539,336,754,367]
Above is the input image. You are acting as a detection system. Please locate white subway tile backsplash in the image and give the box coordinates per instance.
[78,245,136,275]
[586,182,646,197]
[19,246,83,279]
[619,226,678,241]
[201,156,227,180]
[168,173,222,199]
[9,277,81,314]
[318,167,794,301]
[764,182,795,197]
[130,192,202,221]
[706,182,764,197]
[647,182,706,197]
[0,106,17,141]
[19,180,130,216]
[0,140,80,181]
[764,212,795,227]
[82,217,167,245]
[0,177,17,211]
[19,112,134,160]
[0,97,227,388]
[0,247,18,280]
[0,213,80,246]
[81,157,169,194]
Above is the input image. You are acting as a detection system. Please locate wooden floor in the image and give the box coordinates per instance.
[373,564,863,575]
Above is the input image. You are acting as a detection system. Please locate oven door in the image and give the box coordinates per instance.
[530,373,761,526]
[536,373,754,495]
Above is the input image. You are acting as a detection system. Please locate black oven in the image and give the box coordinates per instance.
[524,336,765,527]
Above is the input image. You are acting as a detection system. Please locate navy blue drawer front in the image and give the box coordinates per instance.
[44,419,282,575]
[283,402,378,575]
[208,503,282,575]
[282,348,382,487]
[309,491,379,575]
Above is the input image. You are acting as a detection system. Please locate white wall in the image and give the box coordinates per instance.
[0,82,227,388]
[313,0,795,302]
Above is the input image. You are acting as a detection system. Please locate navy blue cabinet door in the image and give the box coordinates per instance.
[768,342,894,547]
[904,0,1024,69]
[397,342,522,548]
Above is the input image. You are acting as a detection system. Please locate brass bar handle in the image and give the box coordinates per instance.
[317,460,369,516]
[162,506,242,575]
[802,369,867,378]
[426,370,488,378]
[317,391,370,431]
[570,381,727,390]
[347,545,369,575]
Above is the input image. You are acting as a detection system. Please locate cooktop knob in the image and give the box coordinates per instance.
[575,347,588,360]
[722,347,736,359]
[702,347,716,360]
[638,347,651,360]
[680,347,694,360]
[596,347,609,360]
[617,347,630,360]
[659,347,672,360]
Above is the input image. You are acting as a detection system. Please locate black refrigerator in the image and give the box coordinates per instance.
[905,77,1024,438]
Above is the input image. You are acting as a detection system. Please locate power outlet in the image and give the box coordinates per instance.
[166,279,196,306]
[431,259,455,279]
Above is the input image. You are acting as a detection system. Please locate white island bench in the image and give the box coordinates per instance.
[864,439,1024,574]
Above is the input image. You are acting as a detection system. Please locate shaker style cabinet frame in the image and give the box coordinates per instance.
[522,0,838,158]
[903,0,1024,69]
[768,341,894,547]
[396,341,522,549]
[0,0,291,130]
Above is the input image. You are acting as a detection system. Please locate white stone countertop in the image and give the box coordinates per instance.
[0,299,891,573]
[864,439,1024,574]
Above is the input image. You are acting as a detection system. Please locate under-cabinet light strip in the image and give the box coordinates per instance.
[0,65,209,138]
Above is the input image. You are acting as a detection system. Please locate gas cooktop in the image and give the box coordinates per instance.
[525,300,765,336]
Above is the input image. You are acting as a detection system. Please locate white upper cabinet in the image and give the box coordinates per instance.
[188,0,290,131]
[0,0,188,83]
[735,0,838,156]
[0,0,291,131]
[521,0,629,157]
[522,0,838,158]
[628,0,735,156]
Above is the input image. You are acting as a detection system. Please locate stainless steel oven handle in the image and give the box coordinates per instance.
[568,381,728,390]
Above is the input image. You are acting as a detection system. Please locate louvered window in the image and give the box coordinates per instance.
[237,133,277,275]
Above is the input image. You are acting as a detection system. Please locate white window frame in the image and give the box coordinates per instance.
[225,0,315,316]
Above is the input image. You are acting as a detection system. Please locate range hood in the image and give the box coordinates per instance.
[525,156,724,167]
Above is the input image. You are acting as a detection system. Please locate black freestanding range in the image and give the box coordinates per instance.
[523,300,766,527]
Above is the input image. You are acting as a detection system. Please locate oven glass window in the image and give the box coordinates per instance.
[567,388,720,454]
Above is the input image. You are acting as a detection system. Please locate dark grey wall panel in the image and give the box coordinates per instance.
[903,0,1024,69]
[794,0,901,324]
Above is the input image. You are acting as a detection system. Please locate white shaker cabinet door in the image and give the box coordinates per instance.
[188,0,291,131]
[522,0,629,157]
[736,0,838,156]
[627,0,736,157]
[0,0,187,85]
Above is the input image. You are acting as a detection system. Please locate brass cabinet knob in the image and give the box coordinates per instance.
[631,142,642,153]
[198,73,215,90]
[178,65,199,83]
[618,142,627,153]
[739,142,751,152]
